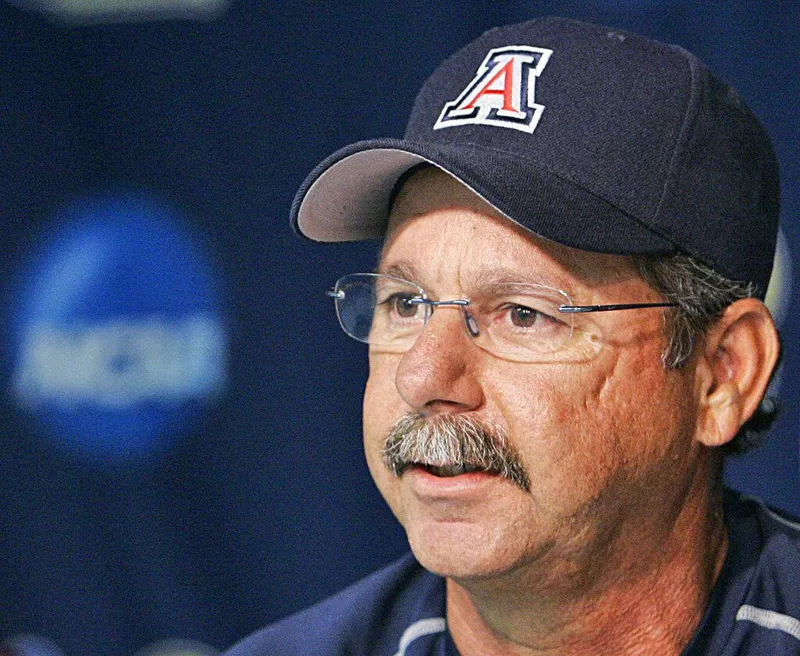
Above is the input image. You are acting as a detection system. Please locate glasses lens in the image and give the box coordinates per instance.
[333,274,426,347]
[472,284,573,360]
[329,276,577,362]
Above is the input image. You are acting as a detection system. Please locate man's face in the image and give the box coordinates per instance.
[362,168,705,590]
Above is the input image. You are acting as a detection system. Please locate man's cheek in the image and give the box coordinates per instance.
[365,356,405,411]
[363,370,401,463]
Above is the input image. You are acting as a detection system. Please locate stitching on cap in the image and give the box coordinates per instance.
[651,46,698,230]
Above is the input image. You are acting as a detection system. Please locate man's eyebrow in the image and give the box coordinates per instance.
[374,263,574,295]
[376,261,420,282]
[471,268,571,292]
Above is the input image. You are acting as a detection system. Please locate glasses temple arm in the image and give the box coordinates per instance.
[559,302,678,314]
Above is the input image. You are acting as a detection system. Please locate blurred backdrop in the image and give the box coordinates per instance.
[0,1,797,654]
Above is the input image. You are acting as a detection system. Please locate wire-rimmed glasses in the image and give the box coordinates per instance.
[326,273,676,363]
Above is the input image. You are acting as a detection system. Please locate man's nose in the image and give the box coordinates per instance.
[394,307,484,416]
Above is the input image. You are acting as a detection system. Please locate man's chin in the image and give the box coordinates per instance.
[405,519,526,582]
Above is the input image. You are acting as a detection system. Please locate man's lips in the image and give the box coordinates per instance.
[402,464,503,499]
[400,462,498,478]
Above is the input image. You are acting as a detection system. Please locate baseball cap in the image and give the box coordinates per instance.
[290,16,780,296]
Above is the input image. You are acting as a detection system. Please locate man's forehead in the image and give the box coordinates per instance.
[383,167,643,291]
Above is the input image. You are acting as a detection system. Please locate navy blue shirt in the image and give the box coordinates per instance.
[225,491,800,655]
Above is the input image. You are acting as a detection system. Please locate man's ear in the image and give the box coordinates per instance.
[694,298,780,448]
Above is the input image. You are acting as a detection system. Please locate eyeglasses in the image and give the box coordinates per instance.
[326,273,676,363]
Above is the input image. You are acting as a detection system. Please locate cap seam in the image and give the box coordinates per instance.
[650,46,698,235]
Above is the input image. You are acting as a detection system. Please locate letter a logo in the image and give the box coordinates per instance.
[434,46,553,134]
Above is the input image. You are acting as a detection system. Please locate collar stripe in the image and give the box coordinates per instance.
[736,605,800,642]
[393,617,447,656]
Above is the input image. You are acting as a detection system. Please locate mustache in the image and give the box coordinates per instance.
[381,413,530,492]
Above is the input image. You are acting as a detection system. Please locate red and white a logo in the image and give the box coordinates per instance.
[434,46,553,134]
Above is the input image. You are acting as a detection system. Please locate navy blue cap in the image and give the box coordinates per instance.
[291,17,780,296]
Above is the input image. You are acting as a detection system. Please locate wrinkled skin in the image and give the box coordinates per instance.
[362,168,730,654]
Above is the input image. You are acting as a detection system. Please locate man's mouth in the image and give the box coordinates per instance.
[381,413,531,492]
[412,463,485,477]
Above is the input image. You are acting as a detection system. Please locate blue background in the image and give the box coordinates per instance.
[0,1,797,654]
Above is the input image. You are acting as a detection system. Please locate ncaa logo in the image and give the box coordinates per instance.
[6,191,228,461]
[434,46,553,133]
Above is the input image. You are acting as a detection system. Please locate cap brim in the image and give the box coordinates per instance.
[291,137,677,257]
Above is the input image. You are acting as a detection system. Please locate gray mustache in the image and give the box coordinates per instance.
[381,413,530,492]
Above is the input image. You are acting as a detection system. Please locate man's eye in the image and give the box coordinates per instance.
[509,305,540,328]
[389,294,420,318]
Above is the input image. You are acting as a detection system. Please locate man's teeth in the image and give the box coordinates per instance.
[425,464,480,477]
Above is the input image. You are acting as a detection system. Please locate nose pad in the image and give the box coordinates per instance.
[425,300,480,341]
[463,311,480,338]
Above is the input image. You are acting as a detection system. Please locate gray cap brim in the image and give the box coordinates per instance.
[291,137,677,257]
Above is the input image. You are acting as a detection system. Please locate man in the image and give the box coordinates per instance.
[227,17,798,655]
